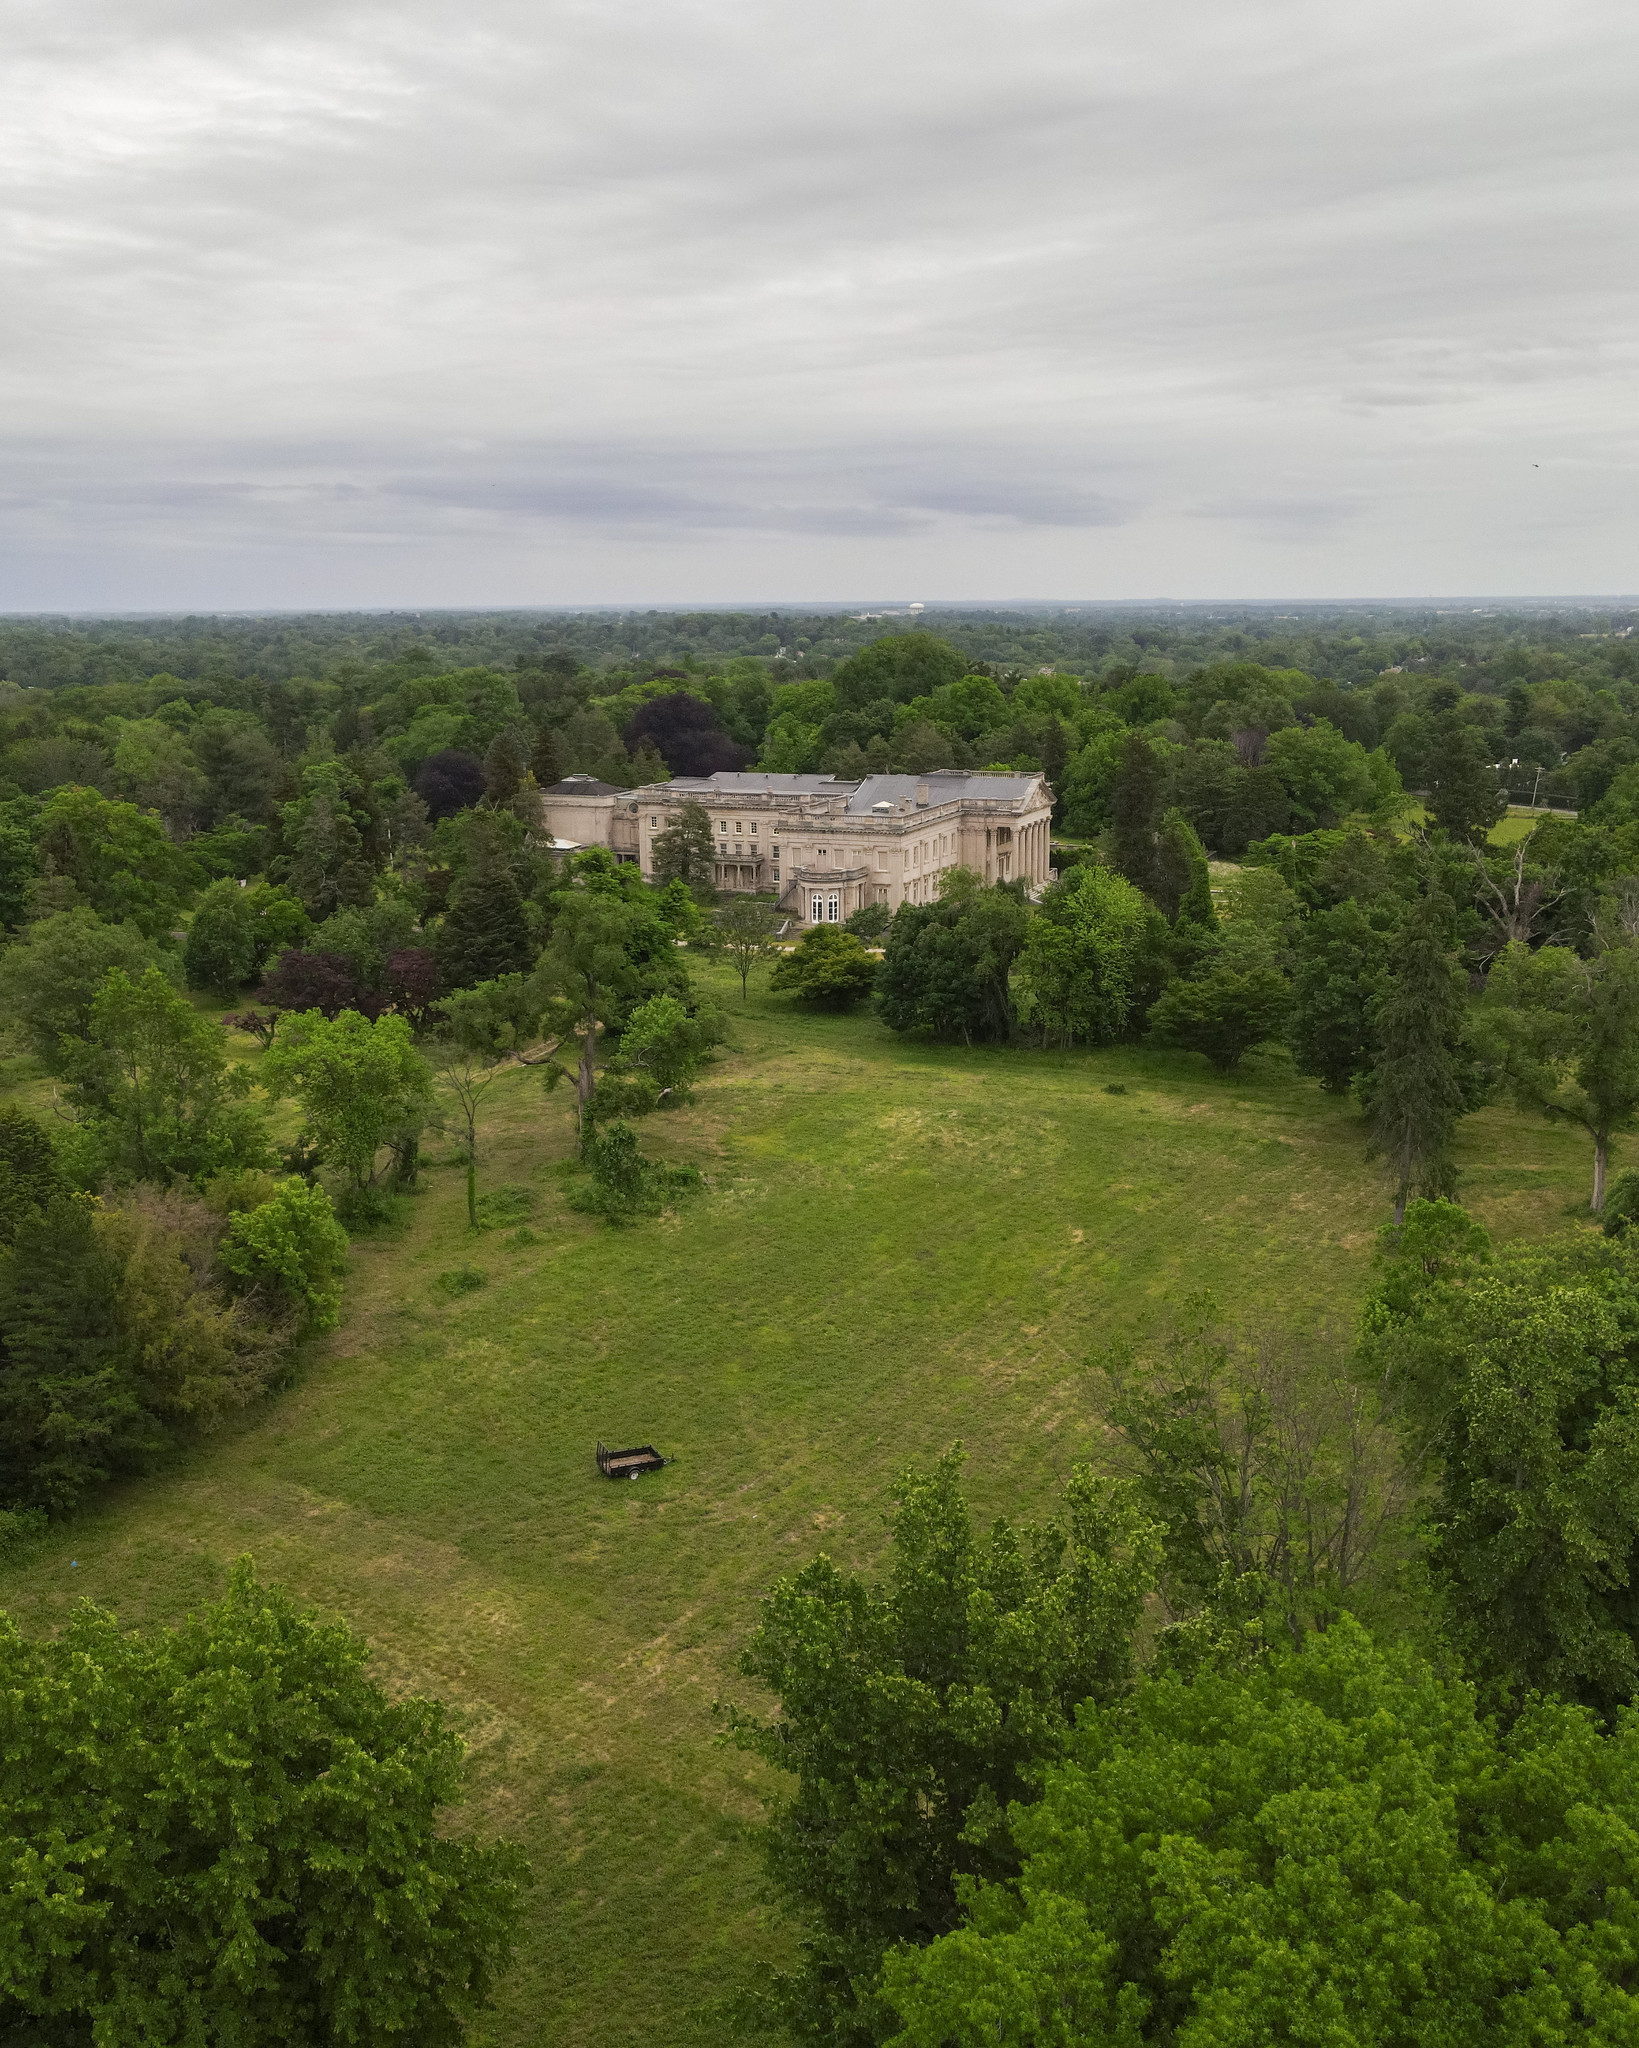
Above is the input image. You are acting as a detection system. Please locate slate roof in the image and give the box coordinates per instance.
[541,776,628,797]
[653,771,1039,811]
[662,773,857,794]
[843,773,1038,813]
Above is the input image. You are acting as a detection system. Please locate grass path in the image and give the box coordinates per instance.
[0,964,1598,2044]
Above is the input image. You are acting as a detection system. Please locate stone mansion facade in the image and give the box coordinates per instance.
[540,770,1055,925]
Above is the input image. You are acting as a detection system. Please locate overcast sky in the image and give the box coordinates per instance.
[4,0,1636,610]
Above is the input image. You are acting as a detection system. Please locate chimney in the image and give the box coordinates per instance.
[915,781,929,807]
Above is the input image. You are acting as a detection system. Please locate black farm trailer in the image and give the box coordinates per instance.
[596,1440,669,1480]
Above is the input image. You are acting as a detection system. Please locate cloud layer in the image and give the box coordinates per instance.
[4,0,1636,606]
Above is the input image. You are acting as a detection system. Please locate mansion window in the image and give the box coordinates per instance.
[828,893,840,922]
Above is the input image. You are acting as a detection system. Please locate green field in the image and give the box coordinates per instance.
[0,964,1602,2046]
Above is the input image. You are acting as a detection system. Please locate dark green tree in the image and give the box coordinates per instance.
[1146,963,1290,1072]
[0,1194,143,1511]
[725,1451,1159,2047]
[434,820,536,991]
[1363,1221,1639,1716]
[650,797,716,888]
[1040,715,1070,812]
[530,722,563,789]
[1154,807,1214,925]
[875,879,1028,1042]
[568,1117,701,1225]
[1014,864,1148,1047]
[0,1107,66,1250]
[1288,897,1391,1094]
[0,794,38,931]
[607,991,722,1102]
[830,633,969,709]
[34,786,198,937]
[1107,731,1165,898]
[1365,892,1471,1223]
[0,1559,528,2042]
[183,877,261,997]
[533,891,649,1137]
[770,926,881,1011]
[281,787,375,919]
[482,727,530,805]
[1427,722,1507,842]
[261,1010,435,1201]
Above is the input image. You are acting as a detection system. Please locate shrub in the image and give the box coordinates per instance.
[220,1177,350,1332]
[436,1264,487,1296]
[1147,963,1290,1072]
[569,1120,702,1225]
[475,1186,534,1230]
[769,926,879,1009]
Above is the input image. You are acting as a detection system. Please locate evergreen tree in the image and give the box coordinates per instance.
[1427,722,1506,842]
[1289,897,1390,1094]
[530,723,563,790]
[1107,731,1164,898]
[0,1194,144,1511]
[1365,892,1470,1223]
[650,798,716,887]
[0,1106,65,1249]
[1154,807,1214,926]
[283,791,374,918]
[434,826,535,991]
[482,728,530,806]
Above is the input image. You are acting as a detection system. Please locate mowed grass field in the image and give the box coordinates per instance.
[0,961,1603,2046]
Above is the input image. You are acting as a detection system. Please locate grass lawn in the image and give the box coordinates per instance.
[0,961,1603,2045]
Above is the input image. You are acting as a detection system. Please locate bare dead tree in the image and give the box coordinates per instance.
[1466,831,1563,957]
[1094,1308,1417,1645]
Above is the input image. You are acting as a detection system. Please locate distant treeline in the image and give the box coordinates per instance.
[2,599,1636,696]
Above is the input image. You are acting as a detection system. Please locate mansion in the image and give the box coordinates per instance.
[540,769,1055,925]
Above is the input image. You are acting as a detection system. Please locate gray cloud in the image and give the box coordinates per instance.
[2,0,1636,605]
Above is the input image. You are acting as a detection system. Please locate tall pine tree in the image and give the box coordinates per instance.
[1366,892,1470,1223]
[1108,731,1164,899]
[0,1195,145,1511]
[434,825,535,992]
[530,724,563,791]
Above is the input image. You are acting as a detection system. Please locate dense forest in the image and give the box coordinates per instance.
[6,604,1639,2043]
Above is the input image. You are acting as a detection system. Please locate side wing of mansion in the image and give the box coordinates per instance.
[540,769,1055,926]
